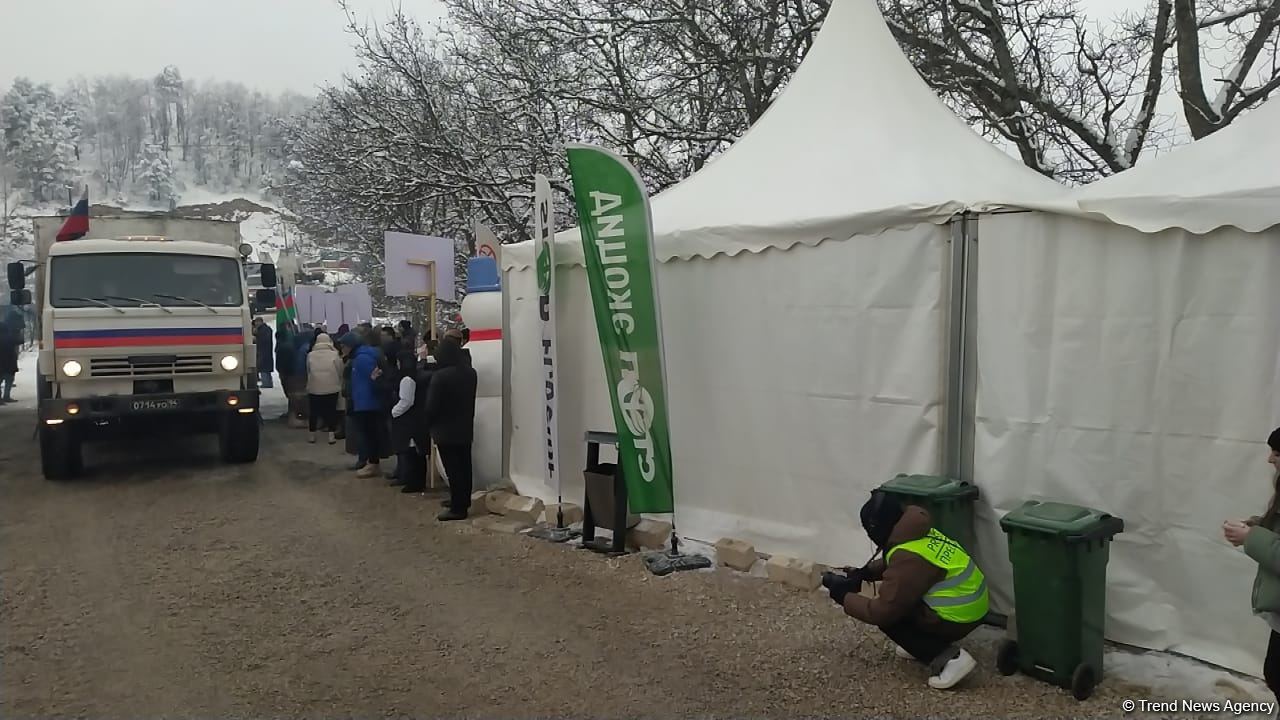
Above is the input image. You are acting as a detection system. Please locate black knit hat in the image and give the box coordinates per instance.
[1269,428,1280,453]
[860,490,904,550]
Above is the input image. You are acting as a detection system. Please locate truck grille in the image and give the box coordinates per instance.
[89,354,214,378]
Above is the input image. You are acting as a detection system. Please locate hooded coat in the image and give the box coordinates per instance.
[306,334,343,395]
[0,317,20,375]
[254,322,273,373]
[294,331,313,378]
[841,505,982,640]
[346,339,383,413]
[422,339,477,445]
[275,330,296,378]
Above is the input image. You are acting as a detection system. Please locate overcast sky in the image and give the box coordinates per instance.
[0,0,446,95]
[0,0,1146,94]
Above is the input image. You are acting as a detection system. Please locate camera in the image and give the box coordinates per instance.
[821,567,864,595]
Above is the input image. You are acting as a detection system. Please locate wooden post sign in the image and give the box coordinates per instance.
[384,232,459,491]
[406,258,440,489]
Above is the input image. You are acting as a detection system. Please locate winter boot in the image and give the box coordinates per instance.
[927,646,976,690]
[437,508,467,522]
[356,464,379,479]
[328,432,337,445]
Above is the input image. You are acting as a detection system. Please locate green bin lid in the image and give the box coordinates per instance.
[880,474,979,500]
[999,500,1124,542]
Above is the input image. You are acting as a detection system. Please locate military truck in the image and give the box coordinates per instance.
[6,216,277,479]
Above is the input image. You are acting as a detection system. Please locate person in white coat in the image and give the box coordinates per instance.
[306,333,344,444]
[389,350,427,493]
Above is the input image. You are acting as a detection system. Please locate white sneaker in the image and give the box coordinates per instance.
[894,644,914,660]
[928,648,976,690]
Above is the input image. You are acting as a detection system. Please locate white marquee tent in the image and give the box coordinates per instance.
[501,0,1061,630]
[498,0,1280,678]
[968,98,1280,675]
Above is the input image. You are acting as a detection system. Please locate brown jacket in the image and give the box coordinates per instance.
[841,505,981,640]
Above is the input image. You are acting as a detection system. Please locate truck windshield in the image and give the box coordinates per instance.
[50,254,244,308]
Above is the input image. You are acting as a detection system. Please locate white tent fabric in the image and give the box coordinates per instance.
[971,211,1280,675]
[506,223,949,566]
[502,0,1065,270]
[1063,98,1280,235]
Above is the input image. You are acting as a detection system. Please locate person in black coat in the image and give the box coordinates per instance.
[428,338,478,521]
[0,315,21,403]
[253,318,274,388]
[397,320,417,353]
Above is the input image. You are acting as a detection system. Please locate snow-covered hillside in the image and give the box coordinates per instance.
[0,188,346,290]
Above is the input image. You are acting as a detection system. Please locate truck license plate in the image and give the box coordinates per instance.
[131,398,182,412]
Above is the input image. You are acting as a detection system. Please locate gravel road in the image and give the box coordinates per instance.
[0,405,1184,718]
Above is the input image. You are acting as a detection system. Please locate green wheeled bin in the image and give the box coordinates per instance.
[878,474,980,552]
[997,500,1125,701]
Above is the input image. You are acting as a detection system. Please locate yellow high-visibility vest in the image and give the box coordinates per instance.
[886,527,989,624]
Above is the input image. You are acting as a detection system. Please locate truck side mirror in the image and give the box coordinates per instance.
[259,263,278,288]
[255,288,277,308]
[7,262,24,291]
[10,289,31,307]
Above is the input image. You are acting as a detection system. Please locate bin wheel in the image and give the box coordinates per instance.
[1071,663,1096,701]
[995,640,1019,676]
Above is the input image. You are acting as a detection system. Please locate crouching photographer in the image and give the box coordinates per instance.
[823,490,988,690]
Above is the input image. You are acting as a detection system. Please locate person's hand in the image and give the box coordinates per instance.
[371,367,382,380]
[1224,521,1251,547]
[821,571,861,605]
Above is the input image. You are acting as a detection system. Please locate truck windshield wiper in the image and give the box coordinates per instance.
[152,293,218,314]
[106,295,173,314]
[59,296,126,314]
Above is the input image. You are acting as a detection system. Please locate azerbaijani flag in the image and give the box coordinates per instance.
[56,188,89,242]
[275,288,297,327]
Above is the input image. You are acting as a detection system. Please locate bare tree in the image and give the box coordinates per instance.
[879,0,1280,182]
[440,0,827,190]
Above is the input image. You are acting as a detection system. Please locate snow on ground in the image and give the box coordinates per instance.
[10,349,39,411]
[1104,644,1271,703]
[237,210,294,258]
[322,270,357,285]
[170,185,282,213]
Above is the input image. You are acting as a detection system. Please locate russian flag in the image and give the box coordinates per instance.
[56,188,89,242]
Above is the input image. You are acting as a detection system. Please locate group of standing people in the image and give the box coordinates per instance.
[252,317,479,522]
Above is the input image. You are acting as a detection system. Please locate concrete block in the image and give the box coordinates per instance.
[714,537,758,572]
[470,491,491,513]
[498,495,545,525]
[543,503,583,526]
[484,490,516,515]
[765,555,822,591]
[472,515,532,534]
[627,518,673,550]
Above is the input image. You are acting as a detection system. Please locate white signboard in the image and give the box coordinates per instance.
[384,232,457,302]
[475,222,501,263]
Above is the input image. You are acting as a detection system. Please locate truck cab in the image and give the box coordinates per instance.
[7,220,277,480]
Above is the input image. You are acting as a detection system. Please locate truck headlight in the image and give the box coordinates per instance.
[62,360,83,377]
[219,355,240,371]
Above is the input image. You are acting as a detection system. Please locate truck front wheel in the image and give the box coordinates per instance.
[220,412,260,464]
[40,424,82,481]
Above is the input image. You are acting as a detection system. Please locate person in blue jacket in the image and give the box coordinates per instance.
[341,332,384,478]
